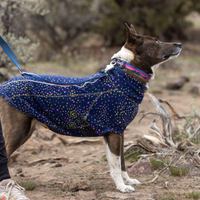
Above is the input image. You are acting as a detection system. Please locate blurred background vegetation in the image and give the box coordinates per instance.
[1,0,200,81]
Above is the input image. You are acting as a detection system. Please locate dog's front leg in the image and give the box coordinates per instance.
[104,132,135,193]
[120,133,141,186]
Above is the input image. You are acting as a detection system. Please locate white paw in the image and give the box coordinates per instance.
[117,184,135,193]
[125,178,141,185]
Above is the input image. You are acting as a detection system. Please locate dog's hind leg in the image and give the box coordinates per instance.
[104,132,135,193]
[120,133,141,185]
[0,97,36,157]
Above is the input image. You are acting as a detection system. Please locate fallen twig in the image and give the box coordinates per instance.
[27,156,68,167]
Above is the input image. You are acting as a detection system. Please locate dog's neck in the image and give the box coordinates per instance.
[111,46,152,85]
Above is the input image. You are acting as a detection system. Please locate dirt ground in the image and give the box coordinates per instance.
[7,43,200,200]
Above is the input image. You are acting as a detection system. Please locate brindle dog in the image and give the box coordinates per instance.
[0,24,181,192]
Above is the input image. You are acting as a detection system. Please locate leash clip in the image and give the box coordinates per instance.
[110,60,116,65]
[105,59,119,72]
[113,59,125,68]
[117,59,123,66]
[114,59,125,69]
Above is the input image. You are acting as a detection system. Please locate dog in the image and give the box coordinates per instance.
[0,24,181,193]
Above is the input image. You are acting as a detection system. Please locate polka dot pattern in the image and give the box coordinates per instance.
[0,66,147,137]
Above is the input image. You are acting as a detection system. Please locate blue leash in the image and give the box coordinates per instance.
[0,36,106,85]
[0,36,22,71]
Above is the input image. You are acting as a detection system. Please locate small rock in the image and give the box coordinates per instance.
[19,173,25,177]
[165,76,189,90]
[16,167,22,174]
[62,178,91,191]
[180,76,190,82]
[189,83,200,95]
[190,86,199,95]
[101,192,136,199]
[50,162,62,168]
[17,173,25,177]
[76,190,96,200]
[129,161,152,175]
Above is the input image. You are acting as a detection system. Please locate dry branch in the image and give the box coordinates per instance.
[158,99,189,119]
[27,157,68,167]
[140,93,177,148]
[138,93,200,151]
[129,93,200,184]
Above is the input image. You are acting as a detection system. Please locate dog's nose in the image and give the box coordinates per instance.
[175,43,182,48]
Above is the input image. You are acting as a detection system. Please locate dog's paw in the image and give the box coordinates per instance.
[118,184,135,193]
[125,178,141,185]
[121,172,141,186]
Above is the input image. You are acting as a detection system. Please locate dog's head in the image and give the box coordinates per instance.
[112,23,182,79]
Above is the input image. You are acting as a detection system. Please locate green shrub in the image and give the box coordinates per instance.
[186,191,200,199]
[169,166,189,176]
[150,158,164,169]
[19,180,37,191]
[125,149,146,163]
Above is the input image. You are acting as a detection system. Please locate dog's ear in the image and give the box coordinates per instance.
[125,23,140,44]
[130,24,137,34]
[125,23,137,35]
